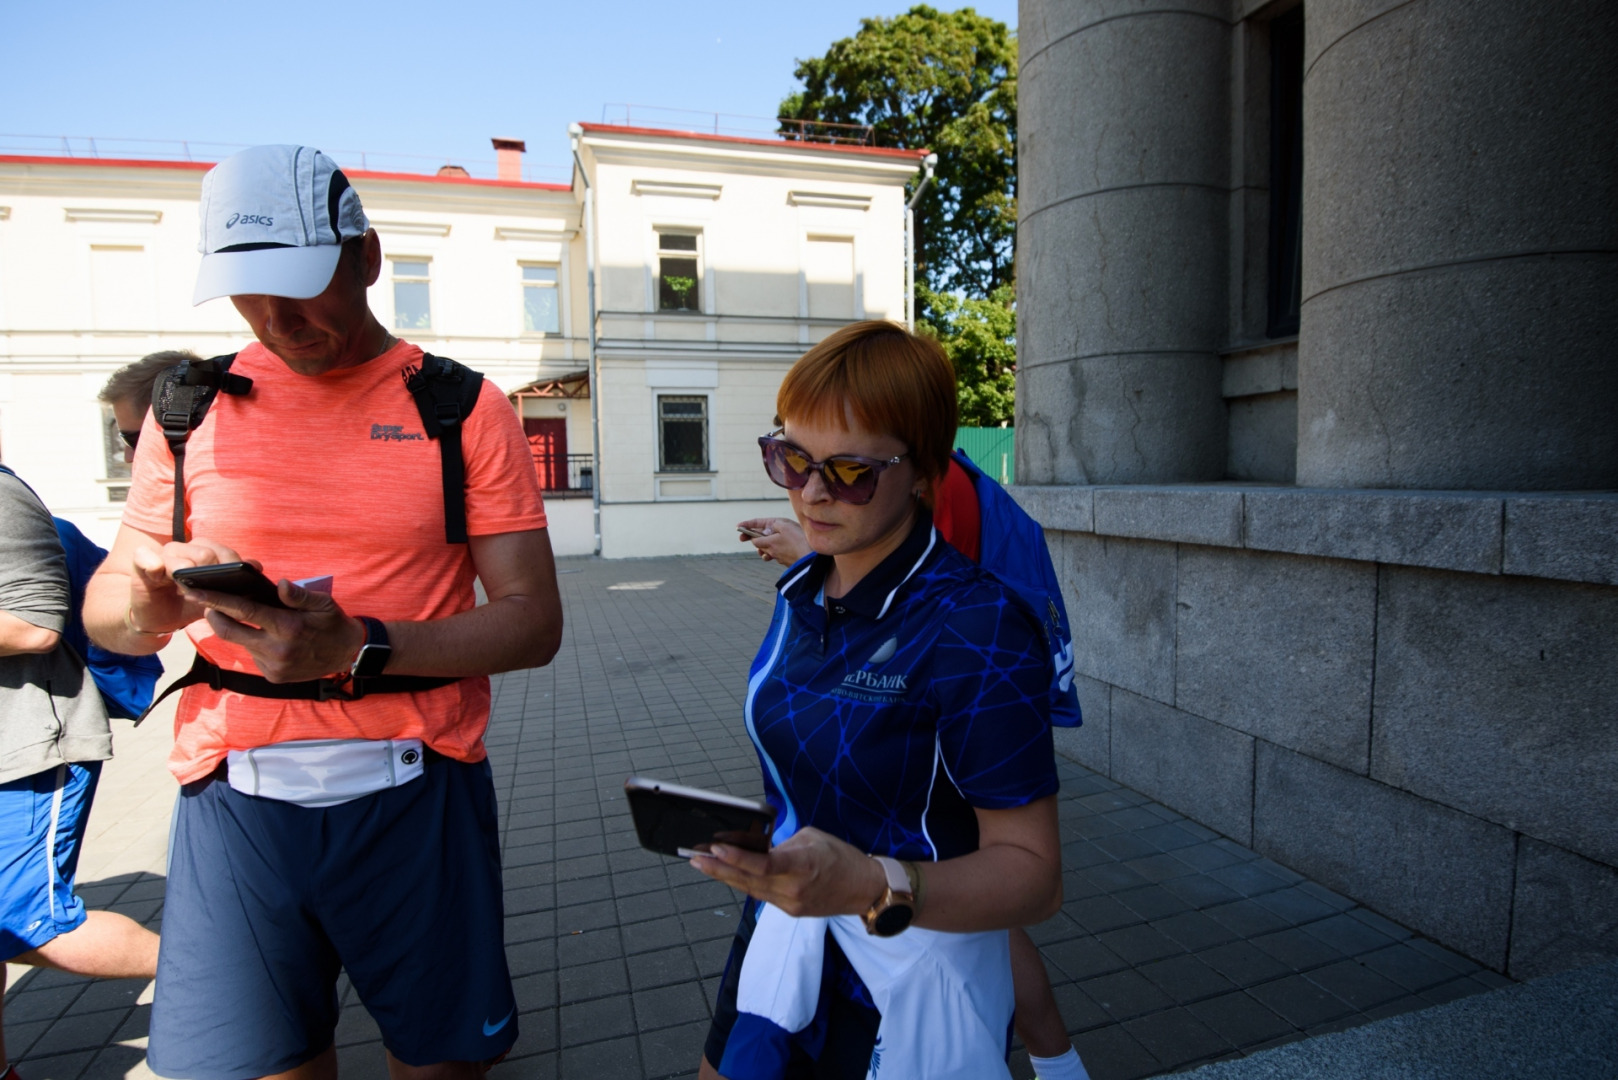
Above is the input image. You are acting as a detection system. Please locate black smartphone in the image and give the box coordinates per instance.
[624,776,776,859]
[170,562,287,609]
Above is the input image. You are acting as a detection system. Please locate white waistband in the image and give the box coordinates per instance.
[226,738,426,808]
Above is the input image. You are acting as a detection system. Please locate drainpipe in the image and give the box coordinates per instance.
[905,152,938,332]
[569,123,603,557]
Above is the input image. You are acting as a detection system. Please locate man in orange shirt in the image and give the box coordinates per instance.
[84,145,562,1080]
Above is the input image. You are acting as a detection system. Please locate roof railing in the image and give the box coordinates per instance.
[598,104,875,146]
[0,133,572,184]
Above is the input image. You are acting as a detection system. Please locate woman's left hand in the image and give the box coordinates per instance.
[690,827,886,918]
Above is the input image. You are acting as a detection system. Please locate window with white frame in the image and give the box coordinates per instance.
[657,395,708,471]
[656,231,701,312]
[521,264,560,334]
[391,258,431,330]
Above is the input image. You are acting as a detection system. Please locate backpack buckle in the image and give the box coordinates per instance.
[434,402,463,430]
[160,409,193,438]
[315,675,357,702]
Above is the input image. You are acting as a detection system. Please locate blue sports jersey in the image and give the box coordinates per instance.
[745,511,1059,862]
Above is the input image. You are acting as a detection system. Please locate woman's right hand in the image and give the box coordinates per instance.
[690,826,888,918]
[737,517,811,565]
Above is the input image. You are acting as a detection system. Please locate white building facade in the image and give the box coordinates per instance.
[0,128,924,556]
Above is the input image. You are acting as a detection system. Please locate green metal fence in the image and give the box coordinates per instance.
[954,426,1014,485]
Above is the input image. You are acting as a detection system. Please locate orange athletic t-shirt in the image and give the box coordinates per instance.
[122,340,548,783]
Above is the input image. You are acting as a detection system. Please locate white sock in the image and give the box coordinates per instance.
[1029,1047,1090,1080]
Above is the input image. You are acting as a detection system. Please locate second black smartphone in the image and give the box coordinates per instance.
[170,562,287,609]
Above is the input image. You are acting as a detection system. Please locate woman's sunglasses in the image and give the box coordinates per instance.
[758,431,905,505]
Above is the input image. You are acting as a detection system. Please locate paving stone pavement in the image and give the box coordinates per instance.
[2,554,1509,1080]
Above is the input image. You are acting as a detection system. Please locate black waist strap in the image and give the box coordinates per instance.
[135,655,460,726]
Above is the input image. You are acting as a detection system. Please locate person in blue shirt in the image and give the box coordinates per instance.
[738,457,1090,1080]
[695,321,1063,1080]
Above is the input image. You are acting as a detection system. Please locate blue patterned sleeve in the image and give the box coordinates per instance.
[930,579,1060,809]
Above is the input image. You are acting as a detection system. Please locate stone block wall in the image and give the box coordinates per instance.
[1014,484,1618,979]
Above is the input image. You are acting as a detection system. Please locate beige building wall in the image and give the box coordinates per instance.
[0,125,925,557]
[575,124,923,558]
[0,157,584,546]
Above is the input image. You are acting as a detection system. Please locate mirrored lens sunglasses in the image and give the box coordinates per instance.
[757,431,905,505]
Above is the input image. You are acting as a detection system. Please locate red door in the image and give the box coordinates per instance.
[524,417,568,490]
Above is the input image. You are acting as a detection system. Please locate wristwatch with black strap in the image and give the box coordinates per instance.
[350,616,393,680]
[862,855,917,937]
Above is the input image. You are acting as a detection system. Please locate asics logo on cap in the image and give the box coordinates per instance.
[225,213,274,229]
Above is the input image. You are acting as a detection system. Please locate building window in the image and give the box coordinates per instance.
[392,259,432,330]
[657,395,708,471]
[522,265,560,334]
[1267,5,1304,338]
[657,232,701,312]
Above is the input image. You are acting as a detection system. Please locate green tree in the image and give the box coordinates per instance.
[780,6,1017,303]
[919,283,1016,426]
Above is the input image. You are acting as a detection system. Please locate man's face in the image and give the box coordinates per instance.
[111,397,146,463]
[230,231,382,376]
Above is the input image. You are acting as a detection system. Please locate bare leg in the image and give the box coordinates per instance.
[260,1044,336,1080]
[17,912,158,980]
[386,1050,502,1079]
[1011,926,1073,1058]
[698,1055,725,1080]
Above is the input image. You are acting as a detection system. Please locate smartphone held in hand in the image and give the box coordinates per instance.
[170,562,288,608]
[625,776,775,859]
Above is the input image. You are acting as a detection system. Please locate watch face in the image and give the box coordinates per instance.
[873,904,913,937]
[355,643,391,677]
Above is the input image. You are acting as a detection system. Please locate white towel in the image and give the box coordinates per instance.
[738,902,1015,1080]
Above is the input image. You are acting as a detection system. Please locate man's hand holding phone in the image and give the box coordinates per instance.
[126,538,253,638]
[134,539,365,684]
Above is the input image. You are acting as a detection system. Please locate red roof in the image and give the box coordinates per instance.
[0,154,570,191]
[577,123,929,161]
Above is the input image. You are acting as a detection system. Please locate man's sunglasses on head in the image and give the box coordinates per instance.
[758,430,906,506]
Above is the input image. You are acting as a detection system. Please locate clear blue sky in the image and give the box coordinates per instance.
[3,1,1017,182]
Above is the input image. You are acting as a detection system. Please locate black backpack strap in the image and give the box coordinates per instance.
[403,353,485,544]
[136,654,458,726]
[152,354,252,542]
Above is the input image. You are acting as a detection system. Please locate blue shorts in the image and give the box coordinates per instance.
[0,761,103,962]
[147,756,517,1080]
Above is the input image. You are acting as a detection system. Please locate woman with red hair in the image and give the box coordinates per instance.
[695,322,1064,1079]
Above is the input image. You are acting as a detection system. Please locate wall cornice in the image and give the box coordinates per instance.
[581,133,920,187]
[1009,484,1618,586]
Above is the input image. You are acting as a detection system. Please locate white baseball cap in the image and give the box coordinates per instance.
[193,145,371,305]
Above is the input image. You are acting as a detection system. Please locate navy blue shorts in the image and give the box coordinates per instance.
[0,761,102,962]
[147,756,517,1080]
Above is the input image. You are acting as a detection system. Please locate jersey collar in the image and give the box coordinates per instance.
[780,508,939,621]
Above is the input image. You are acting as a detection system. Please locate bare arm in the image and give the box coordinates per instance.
[692,795,1062,932]
[84,524,199,655]
[737,517,811,565]
[385,528,563,676]
[86,525,563,680]
[0,611,61,656]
